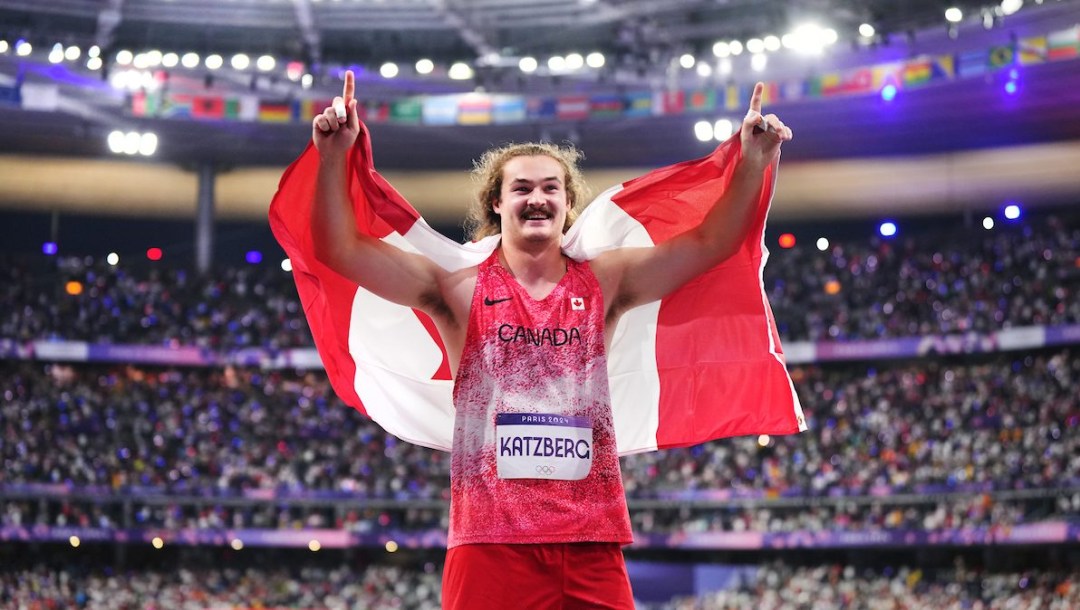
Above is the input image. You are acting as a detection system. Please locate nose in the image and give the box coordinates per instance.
[526,188,545,205]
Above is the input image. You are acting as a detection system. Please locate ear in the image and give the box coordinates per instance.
[492,197,502,215]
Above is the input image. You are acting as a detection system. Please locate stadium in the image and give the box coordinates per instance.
[1,0,1078,607]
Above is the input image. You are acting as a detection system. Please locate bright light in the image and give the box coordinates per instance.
[415,58,434,74]
[308,540,321,552]
[64,45,81,61]
[679,54,695,69]
[859,23,876,38]
[751,53,767,72]
[1000,0,1023,16]
[746,38,765,54]
[301,74,314,89]
[205,54,223,70]
[712,41,730,58]
[1005,80,1017,94]
[152,537,164,549]
[380,62,399,78]
[146,247,163,261]
[816,237,830,251]
[778,233,796,248]
[88,45,100,58]
[519,56,538,73]
[87,57,103,70]
[728,40,743,56]
[782,23,835,55]
[145,50,162,67]
[138,132,158,156]
[65,281,83,295]
[123,131,141,155]
[547,55,566,71]
[448,62,473,80]
[0,41,8,54]
[718,58,732,76]
[69,536,80,548]
[757,434,771,447]
[565,53,584,70]
[879,221,897,237]
[116,49,133,65]
[286,61,305,80]
[132,53,150,69]
[763,35,781,51]
[713,118,734,141]
[881,83,897,101]
[49,44,64,64]
[945,7,963,23]
[281,258,293,272]
[181,52,200,68]
[162,52,179,67]
[586,52,605,68]
[1004,203,1021,219]
[257,55,276,71]
[230,53,250,70]
[983,216,995,230]
[15,40,31,56]
[245,250,262,264]
[693,120,714,142]
[107,130,125,153]
[385,540,399,553]
[231,539,244,550]
[107,252,120,266]
[696,62,712,77]
[42,242,58,256]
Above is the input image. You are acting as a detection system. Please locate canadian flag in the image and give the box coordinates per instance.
[269,123,806,455]
[570,297,585,311]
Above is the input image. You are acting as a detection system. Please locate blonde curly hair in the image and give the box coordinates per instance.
[465,142,589,241]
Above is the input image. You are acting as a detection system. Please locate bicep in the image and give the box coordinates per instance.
[595,234,717,315]
[322,234,447,311]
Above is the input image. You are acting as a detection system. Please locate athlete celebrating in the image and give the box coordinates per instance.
[310,70,791,609]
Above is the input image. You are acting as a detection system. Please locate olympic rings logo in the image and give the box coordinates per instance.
[535,465,556,476]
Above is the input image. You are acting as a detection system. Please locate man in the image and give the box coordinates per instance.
[309,71,791,608]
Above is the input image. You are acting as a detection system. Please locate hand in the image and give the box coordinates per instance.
[312,70,361,158]
[740,82,793,170]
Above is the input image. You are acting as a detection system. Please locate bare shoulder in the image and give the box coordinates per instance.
[584,248,645,320]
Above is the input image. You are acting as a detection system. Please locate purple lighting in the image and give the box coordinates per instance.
[880,84,897,102]
[42,242,58,256]
[245,250,263,264]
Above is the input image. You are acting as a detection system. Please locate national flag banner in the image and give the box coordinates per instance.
[390,97,423,124]
[131,90,159,117]
[1047,26,1079,61]
[556,95,589,120]
[422,95,458,126]
[623,92,653,117]
[932,54,956,79]
[259,100,292,123]
[456,94,492,125]
[902,59,934,88]
[192,95,225,119]
[224,98,242,120]
[299,98,335,121]
[360,101,390,123]
[657,90,685,115]
[0,83,19,106]
[778,80,806,103]
[527,96,557,121]
[988,44,1016,69]
[238,95,260,121]
[268,122,806,454]
[686,89,716,113]
[589,94,624,119]
[956,49,989,78]
[162,93,194,118]
[819,68,875,97]
[1018,36,1048,65]
[19,82,59,111]
[491,95,527,124]
[871,62,904,89]
[723,84,744,110]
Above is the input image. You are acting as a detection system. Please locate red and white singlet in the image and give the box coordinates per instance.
[447,251,633,548]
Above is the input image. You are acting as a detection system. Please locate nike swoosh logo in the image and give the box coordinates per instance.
[484,296,512,306]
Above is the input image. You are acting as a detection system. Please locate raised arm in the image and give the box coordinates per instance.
[311,71,448,313]
[593,82,793,319]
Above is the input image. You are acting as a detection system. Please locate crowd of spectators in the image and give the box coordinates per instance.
[1,345,1075,535]
[0,563,442,609]
[1,561,1076,609]
[650,562,1080,610]
[0,210,1076,348]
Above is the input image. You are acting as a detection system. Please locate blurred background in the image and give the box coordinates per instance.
[0,0,1078,607]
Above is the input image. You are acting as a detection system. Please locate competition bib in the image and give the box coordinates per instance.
[495,413,593,480]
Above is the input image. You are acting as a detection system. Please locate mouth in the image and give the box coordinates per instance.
[522,212,552,222]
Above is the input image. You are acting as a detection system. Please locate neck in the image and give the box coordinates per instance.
[498,238,566,287]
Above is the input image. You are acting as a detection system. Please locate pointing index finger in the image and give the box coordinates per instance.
[748,82,763,116]
[343,70,355,105]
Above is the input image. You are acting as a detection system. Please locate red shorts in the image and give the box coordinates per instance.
[442,542,634,609]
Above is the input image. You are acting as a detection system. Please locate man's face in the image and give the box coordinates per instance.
[494,155,570,245]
